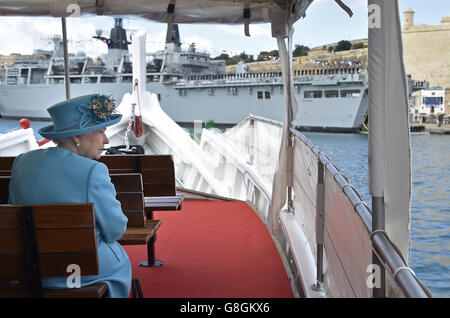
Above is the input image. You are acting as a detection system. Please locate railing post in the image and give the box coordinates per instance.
[248,118,254,165]
[61,17,70,99]
[312,160,325,291]
[372,196,386,297]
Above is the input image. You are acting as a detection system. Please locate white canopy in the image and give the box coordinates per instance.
[0,0,309,24]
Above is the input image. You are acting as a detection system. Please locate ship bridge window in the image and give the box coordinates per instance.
[304,90,322,98]
[228,87,238,95]
[324,90,339,98]
[341,90,361,98]
[257,91,271,99]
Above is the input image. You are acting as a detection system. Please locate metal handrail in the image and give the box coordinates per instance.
[288,126,430,298]
[243,170,271,203]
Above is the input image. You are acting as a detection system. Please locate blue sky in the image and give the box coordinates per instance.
[0,0,448,58]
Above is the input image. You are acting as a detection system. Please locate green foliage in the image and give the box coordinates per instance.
[213,51,254,65]
[334,40,352,52]
[351,42,366,49]
[212,53,230,60]
[205,120,215,129]
[257,50,279,61]
[293,44,310,57]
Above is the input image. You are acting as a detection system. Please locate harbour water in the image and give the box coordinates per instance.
[1,118,448,297]
[302,131,450,298]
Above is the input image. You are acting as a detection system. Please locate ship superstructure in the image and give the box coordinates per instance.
[0,18,368,132]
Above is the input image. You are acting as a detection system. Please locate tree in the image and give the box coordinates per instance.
[334,40,352,52]
[351,42,365,49]
[212,53,230,60]
[438,113,445,127]
[293,44,310,57]
[239,52,254,63]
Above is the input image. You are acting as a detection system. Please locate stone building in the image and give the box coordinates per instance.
[402,8,450,88]
[402,8,450,121]
[411,88,446,124]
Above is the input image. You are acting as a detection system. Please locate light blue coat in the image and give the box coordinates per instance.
[9,147,131,298]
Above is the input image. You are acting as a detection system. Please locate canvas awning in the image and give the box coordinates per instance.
[0,0,309,24]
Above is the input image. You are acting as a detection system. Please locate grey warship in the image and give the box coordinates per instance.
[0,18,368,132]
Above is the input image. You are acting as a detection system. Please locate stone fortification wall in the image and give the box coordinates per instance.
[402,14,450,89]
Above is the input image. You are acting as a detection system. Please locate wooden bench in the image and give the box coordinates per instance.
[0,203,108,298]
[110,173,163,267]
[0,176,9,204]
[1,155,184,218]
[98,154,184,219]
[0,156,14,176]
[0,173,162,268]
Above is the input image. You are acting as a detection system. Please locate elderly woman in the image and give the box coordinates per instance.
[8,94,131,298]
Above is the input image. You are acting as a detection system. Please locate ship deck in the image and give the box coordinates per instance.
[123,199,293,298]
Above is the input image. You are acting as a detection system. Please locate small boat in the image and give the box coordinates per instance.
[0,0,431,298]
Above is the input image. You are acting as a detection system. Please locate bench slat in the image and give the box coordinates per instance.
[118,220,161,245]
[116,193,144,210]
[99,155,177,197]
[0,252,99,280]
[0,281,108,298]
[144,184,175,197]
[0,157,15,174]
[0,228,97,254]
[110,173,143,192]
[0,204,96,230]
[0,176,9,204]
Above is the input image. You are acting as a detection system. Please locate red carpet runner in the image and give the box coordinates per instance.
[123,200,293,298]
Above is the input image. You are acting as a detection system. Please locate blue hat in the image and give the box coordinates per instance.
[38,94,122,140]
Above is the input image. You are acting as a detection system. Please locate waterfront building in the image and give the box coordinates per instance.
[411,88,446,124]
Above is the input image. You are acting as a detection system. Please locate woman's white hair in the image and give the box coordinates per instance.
[53,133,87,147]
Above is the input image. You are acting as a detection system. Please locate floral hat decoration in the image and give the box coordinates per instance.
[38,94,122,140]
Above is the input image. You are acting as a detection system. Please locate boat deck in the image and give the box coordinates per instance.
[124,199,293,298]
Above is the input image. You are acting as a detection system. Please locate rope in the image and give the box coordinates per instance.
[134,79,143,118]
[393,266,416,280]
[124,103,136,150]
[370,229,388,241]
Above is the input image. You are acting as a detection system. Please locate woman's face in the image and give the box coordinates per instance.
[77,128,109,159]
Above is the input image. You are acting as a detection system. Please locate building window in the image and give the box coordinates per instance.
[265,91,271,99]
[257,91,263,99]
[304,90,322,98]
[423,96,442,106]
[324,90,339,98]
[341,90,361,98]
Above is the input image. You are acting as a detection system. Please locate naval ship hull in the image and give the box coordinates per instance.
[0,74,368,133]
